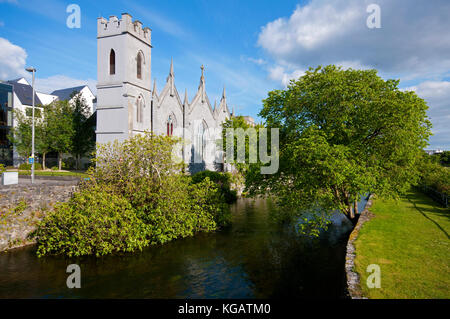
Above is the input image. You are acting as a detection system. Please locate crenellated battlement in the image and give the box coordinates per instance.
[97,13,151,46]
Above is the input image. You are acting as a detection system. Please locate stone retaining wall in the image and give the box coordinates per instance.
[345,195,375,299]
[0,182,78,252]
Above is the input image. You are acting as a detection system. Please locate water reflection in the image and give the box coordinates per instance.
[0,197,358,298]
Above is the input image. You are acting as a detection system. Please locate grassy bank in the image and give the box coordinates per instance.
[17,170,88,177]
[354,189,450,299]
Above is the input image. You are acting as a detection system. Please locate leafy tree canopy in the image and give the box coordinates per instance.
[246,65,432,225]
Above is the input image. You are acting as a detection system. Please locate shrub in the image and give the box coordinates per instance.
[418,160,450,196]
[35,132,231,257]
[0,164,5,174]
[137,175,218,244]
[19,162,42,170]
[51,166,59,171]
[191,170,237,203]
[63,157,76,170]
[34,184,149,257]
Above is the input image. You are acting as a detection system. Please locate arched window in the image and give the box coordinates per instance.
[109,49,115,75]
[167,115,174,136]
[137,52,142,79]
[136,96,144,123]
[195,121,206,160]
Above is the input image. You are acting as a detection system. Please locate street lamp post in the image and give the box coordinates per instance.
[26,67,36,184]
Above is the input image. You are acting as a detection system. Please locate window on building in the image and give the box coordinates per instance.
[110,49,116,75]
[0,105,6,126]
[136,96,144,123]
[137,52,142,79]
[195,121,206,160]
[0,128,8,146]
[167,115,174,136]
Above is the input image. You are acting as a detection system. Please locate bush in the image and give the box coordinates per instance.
[35,184,149,257]
[63,157,76,170]
[51,166,59,171]
[139,175,223,244]
[19,162,42,170]
[418,160,450,196]
[0,164,5,173]
[35,132,231,257]
[191,170,237,204]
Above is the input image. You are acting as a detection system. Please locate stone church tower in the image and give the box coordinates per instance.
[96,13,152,144]
[96,13,235,173]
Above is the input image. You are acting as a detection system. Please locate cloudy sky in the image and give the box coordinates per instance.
[0,0,449,149]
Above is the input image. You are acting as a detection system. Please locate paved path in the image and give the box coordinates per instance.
[1,176,81,188]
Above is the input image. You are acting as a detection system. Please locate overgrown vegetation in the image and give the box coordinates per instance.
[34,133,231,257]
[221,115,264,174]
[191,170,237,204]
[418,152,450,196]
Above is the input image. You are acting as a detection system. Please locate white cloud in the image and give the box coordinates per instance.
[268,65,305,87]
[259,1,360,54]
[0,38,95,95]
[404,81,450,149]
[258,0,450,81]
[0,37,28,80]
[245,57,267,65]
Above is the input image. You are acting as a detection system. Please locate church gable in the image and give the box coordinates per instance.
[187,65,217,127]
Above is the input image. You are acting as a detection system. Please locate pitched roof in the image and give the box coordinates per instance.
[6,80,42,106]
[8,77,29,85]
[51,85,88,101]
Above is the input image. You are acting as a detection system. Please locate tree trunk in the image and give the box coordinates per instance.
[354,200,359,216]
[42,152,46,170]
[76,154,80,171]
[349,204,355,219]
[58,153,62,171]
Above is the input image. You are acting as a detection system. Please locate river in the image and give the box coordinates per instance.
[0,197,366,298]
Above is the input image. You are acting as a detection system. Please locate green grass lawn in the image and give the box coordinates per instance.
[354,189,450,299]
[16,170,88,177]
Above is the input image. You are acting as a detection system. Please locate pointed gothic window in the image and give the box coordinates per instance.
[167,115,174,136]
[195,121,206,161]
[110,49,115,75]
[137,52,142,79]
[136,96,144,123]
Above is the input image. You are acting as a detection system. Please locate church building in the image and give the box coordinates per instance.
[95,13,233,172]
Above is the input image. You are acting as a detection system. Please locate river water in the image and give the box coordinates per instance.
[0,197,365,298]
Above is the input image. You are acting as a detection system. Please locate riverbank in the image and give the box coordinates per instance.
[353,189,450,298]
[0,197,351,298]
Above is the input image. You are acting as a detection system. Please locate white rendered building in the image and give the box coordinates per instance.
[51,85,96,115]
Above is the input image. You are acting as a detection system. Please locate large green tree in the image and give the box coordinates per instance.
[45,100,75,170]
[246,65,432,225]
[8,109,34,159]
[8,108,50,165]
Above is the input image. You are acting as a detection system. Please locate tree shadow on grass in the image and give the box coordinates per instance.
[406,192,450,240]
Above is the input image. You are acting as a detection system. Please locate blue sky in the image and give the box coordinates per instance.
[0,0,449,149]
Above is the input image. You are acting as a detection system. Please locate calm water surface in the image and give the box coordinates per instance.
[0,197,364,298]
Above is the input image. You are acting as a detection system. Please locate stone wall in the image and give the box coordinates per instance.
[345,195,375,299]
[0,182,78,252]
